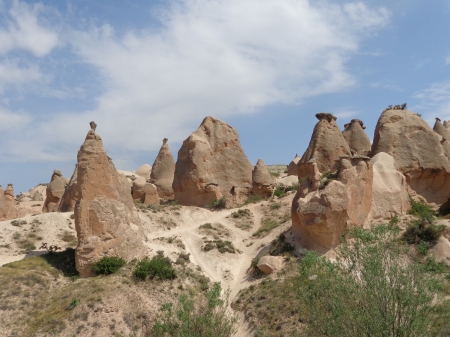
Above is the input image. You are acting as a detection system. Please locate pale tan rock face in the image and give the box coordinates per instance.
[292,156,373,252]
[58,165,80,212]
[252,158,275,198]
[0,184,17,220]
[173,116,253,206]
[287,154,300,176]
[297,159,321,198]
[131,176,147,202]
[299,113,351,176]
[143,181,159,205]
[31,190,43,201]
[134,164,152,179]
[257,256,285,274]
[372,109,450,204]
[150,138,175,200]
[433,118,450,140]
[371,152,410,220]
[75,123,146,278]
[342,119,371,156]
[42,170,66,213]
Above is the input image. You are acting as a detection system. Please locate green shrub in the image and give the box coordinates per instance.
[245,194,262,204]
[91,256,126,275]
[206,197,227,210]
[150,283,238,337]
[402,220,446,244]
[408,196,435,221]
[133,253,176,281]
[231,209,251,218]
[199,223,213,229]
[273,183,299,198]
[319,171,338,190]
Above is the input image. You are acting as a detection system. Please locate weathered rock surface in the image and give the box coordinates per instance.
[296,159,321,198]
[372,109,450,204]
[371,152,410,220]
[58,165,80,212]
[252,159,275,198]
[134,164,152,179]
[75,122,146,278]
[42,170,66,213]
[257,255,285,274]
[31,190,43,201]
[144,181,159,205]
[292,156,373,252]
[298,113,351,177]
[433,118,450,140]
[287,154,300,176]
[131,176,147,202]
[173,116,253,206]
[0,184,17,220]
[342,119,371,156]
[150,138,175,200]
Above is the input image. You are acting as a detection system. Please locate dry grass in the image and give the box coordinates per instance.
[253,200,291,238]
[228,208,254,230]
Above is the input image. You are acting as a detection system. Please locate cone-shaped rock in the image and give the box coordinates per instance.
[444,120,450,129]
[298,113,351,177]
[32,190,43,201]
[292,156,373,252]
[372,109,450,203]
[75,122,145,277]
[150,138,175,200]
[58,165,80,212]
[42,170,66,213]
[0,184,16,220]
[252,158,275,198]
[342,119,371,156]
[433,118,450,140]
[173,116,253,206]
[287,154,300,176]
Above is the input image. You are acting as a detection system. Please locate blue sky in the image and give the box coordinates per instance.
[0,0,450,194]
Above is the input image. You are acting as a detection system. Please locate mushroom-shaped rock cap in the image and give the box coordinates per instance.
[433,117,450,140]
[342,118,371,156]
[315,112,337,122]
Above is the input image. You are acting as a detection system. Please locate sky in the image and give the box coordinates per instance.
[0,0,450,194]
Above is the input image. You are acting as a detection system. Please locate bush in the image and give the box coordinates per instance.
[402,220,446,244]
[150,283,238,337]
[91,256,126,275]
[206,197,227,210]
[408,196,435,221]
[133,253,176,281]
[273,183,299,198]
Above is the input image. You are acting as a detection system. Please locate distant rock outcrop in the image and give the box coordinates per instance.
[371,152,410,220]
[74,122,146,277]
[42,170,66,213]
[298,113,351,178]
[150,138,175,201]
[287,154,300,176]
[372,109,450,204]
[342,119,371,156]
[0,184,16,220]
[58,165,80,212]
[433,118,450,140]
[292,156,373,252]
[134,164,152,179]
[173,116,253,206]
[252,158,275,198]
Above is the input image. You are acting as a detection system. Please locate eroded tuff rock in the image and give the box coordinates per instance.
[131,176,147,202]
[134,164,152,179]
[150,138,175,200]
[42,170,66,213]
[173,116,253,206]
[0,184,16,220]
[292,156,373,252]
[342,119,371,156]
[287,154,300,176]
[433,118,450,141]
[75,122,146,278]
[372,109,450,204]
[58,165,80,212]
[252,158,275,198]
[257,256,285,274]
[371,152,410,220]
[298,113,351,177]
[144,180,159,205]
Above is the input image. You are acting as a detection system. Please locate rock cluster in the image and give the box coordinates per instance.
[42,170,66,213]
[150,138,175,201]
[74,122,146,277]
[173,116,253,206]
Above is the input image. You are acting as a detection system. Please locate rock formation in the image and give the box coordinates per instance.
[0,184,16,220]
[131,176,147,202]
[134,164,152,179]
[371,152,410,219]
[292,156,373,252]
[342,119,371,156]
[444,120,450,129]
[58,165,80,212]
[144,180,159,205]
[287,154,300,176]
[372,109,450,204]
[74,122,146,277]
[257,256,285,274]
[42,170,66,213]
[298,113,351,178]
[150,138,175,200]
[252,158,275,198]
[173,116,253,206]
[31,190,43,201]
[433,118,450,140]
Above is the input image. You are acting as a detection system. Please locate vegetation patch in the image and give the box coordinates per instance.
[318,171,338,190]
[91,256,126,275]
[228,208,254,230]
[133,252,176,281]
[206,197,227,210]
[202,239,236,254]
[273,183,299,198]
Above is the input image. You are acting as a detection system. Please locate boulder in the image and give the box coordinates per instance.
[292,156,373,252]
[150,138,176,200]
[287,154,301,176]
[58,165,80,212]
[173,116,253,206]
[298,113,351,177]
[371,152,410,220]
[252,158,275,198]
[74,121,146,277]
[372,109,450,204]
[42,169,66,213]
[342,119,371,156]
[134,164,152,179]
[144,181,159,205]
[257,255,285,274]
[131,176,147,202]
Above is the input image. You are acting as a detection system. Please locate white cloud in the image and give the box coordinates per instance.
[414,81,450,125]
[0,58,43,92]
[0,0,58,57]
